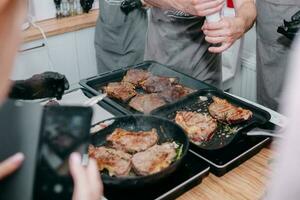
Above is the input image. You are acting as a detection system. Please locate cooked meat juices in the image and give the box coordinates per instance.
[141,75,178,93]
[159,85,195,102]
[208,96,253,124]
[103,82,136,102]
[122,69,151,86]
[129,94,166,113]
[107,128,159,153]
[88,145,132,177]
[132,143,177,176]
[175,111,218,143]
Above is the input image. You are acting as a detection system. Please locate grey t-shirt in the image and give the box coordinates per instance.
[144,8,222,87]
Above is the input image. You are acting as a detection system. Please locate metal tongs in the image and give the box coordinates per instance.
[83,93,107,107]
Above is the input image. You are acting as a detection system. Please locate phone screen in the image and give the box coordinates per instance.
[33,106,93,200]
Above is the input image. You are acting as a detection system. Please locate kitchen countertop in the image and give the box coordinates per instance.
[22,10,99,43]
[23,11,277,199]
[178,147,273,200]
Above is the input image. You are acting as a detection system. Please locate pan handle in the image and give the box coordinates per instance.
[246,131,283,138]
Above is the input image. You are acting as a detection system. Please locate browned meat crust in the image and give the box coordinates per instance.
[88,145,132,177]
[159,85,195,102]
[122,69,151,86]
[208,96,253,124]
[141,75,178,93]
[129,94,166,114]
[103,82,136,102]
[107,128,159,153]
[132,143,177,176]
[175,111,218,143]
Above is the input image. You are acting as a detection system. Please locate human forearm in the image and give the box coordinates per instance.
[234,0,257,32]
[143,0,225,16]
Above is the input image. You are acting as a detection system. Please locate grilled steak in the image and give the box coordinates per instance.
[122,69,151,86]
[159,85,195,102]
[129,94,166,113]
[208,96,253,124]
[107,128,159,153]
[175,111,218,143]
[141,75,178,93]
[132,143,177,176]
[103,82,136,102]
[88,145,132,177]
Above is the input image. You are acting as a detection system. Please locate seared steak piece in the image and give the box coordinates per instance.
[159,85,195,102]
[129,94,166,114]
[175,111,217,143]
[122,69,151,86]
[132,143,177,176]
[88,145,132,177]
[103,82,136,102]
[107,128,159,153]
[141,75,178,93]
[208,96,253,124]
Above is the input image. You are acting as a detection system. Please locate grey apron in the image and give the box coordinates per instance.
[144,9,222,88]
[256,0,300,111]
[95,0,147,73]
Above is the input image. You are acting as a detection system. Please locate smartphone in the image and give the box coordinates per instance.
[0,100,42,200]
[33,105,93,200]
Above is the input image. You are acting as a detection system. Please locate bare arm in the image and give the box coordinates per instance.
[143,0,225,17]
[233,0,257,33]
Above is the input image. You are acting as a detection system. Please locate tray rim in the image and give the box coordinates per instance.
[189,137,270,169]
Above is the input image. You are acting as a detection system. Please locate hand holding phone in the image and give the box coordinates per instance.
[34,105,93,200]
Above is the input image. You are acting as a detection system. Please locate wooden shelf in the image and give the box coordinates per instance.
[22,9,99,43]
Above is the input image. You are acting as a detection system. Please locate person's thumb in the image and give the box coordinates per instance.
[0,153,24,180]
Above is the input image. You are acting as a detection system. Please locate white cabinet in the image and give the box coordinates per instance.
[75,27,98,79]
[12,40,51,80]
[12,27,98,85]
[47,32,80,85]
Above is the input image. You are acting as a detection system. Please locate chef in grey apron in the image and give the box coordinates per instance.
[144,9,222,88]
[95,0,147,73]
[256,0,300,111]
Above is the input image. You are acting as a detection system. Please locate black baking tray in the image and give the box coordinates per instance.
[79,61,213,115]
[190,122,276,176]
[152,89,273,176]
[152,89,271,150]
[104,150,210,200]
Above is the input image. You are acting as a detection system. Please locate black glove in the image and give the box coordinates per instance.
[278,10,300,40]
[120,0,143,15]
[9,72,70,100]
[292,10,300,22]
[80,0,94,13]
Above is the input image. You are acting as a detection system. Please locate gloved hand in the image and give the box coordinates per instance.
[80,0,94,13]
[278,10,300,40]
[292,10,300,22]
[120,0,143,15]
[9,71,70,100]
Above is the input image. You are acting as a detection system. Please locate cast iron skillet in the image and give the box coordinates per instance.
[152,89,271,151]
[90,115,189,188]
